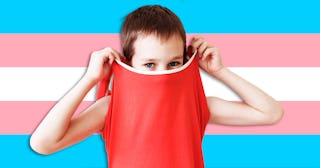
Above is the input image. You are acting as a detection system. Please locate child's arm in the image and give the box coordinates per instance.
[190,36,284,125]
[30,48,120,154]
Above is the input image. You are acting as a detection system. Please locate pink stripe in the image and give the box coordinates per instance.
[0,101,319,134]
[0,101,93,134]
[0,34,120,67]
[205,101,320,134]
[1,34,320,67]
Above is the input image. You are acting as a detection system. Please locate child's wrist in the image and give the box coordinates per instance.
[82,74,99,85]
[210,65,226,78]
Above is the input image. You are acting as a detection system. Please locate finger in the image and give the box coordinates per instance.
[99,47,119,62]
[190,37,204,51]
[93,48,109,60]
[191,38,203,50]
[96,48,110,56]
[198,41,209,58]
[111,50,121,61]
[102,47,113,52]
[212,47,219,58]
[101,47,116,58]
[102,52,110,64]
[111,51,121,65]
[108,54,114,65]
[104,47,121,61]
[193,35,204,42]
[202,47,216,60]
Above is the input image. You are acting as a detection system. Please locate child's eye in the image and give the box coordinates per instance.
[168,61,180,67]
[144,63,154,69]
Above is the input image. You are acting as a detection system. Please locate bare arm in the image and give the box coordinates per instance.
[29,78,109,155]
[190,36,284,125]
[30,48,121,154]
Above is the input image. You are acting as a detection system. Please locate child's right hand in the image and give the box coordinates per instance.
[84,47,122,83]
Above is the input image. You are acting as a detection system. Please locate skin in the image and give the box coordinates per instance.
[30,34,284,155]
[131,34,184,71]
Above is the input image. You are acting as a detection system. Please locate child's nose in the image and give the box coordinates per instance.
[157,65,168,71]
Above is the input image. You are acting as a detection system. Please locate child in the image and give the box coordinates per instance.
[30,5,284,167]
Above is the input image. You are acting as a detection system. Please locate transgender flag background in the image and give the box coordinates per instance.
[1,0,320,167]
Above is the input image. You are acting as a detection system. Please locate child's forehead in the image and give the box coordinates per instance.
[132,33,184,60]
[133,46,183,61]
[135,33,183,44]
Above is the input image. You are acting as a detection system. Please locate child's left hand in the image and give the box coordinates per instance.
[189,36,224,76]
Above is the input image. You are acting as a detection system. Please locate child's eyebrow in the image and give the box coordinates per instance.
[142,58,158,62]
[171,55,183,60]
[142,55,183,62]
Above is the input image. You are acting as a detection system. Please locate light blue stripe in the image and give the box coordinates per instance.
[1,0,320,33]
[203,135,320,168]
[0,135,107,167]
[1,135,320,167]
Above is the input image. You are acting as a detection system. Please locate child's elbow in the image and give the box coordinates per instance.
[264,105,285,125]
[29,135,55,155]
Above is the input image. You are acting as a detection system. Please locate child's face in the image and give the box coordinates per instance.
[131,34,184,71]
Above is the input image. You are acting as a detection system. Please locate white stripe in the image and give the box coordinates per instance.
[0,67,319,101]
[201,67,320,101]
[0,67,96,101]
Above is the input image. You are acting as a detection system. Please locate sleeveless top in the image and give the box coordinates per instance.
[96,53,210,168]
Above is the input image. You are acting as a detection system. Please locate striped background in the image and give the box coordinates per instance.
[1,0,320,167]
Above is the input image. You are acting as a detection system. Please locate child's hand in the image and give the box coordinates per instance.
[84,47,121,83]
[189,36,224,76]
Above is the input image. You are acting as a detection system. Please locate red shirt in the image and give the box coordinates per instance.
[97,55,210,168]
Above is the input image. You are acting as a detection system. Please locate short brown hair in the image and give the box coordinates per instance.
[121,5,186,63]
